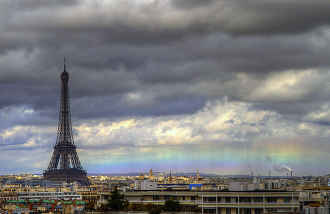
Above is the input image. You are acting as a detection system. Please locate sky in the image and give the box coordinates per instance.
[0,0,330,176]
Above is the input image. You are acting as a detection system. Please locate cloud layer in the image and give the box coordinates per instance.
[0,0,329,175]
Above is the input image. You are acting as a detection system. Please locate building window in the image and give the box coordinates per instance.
[254,197,263,203]
[239,197,251,203]
[255,209,262,214]
[266,197,277,203]
[206,197,216,202]
[242,208,251,214]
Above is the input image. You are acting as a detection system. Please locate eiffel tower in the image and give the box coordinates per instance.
[44,60,89,185]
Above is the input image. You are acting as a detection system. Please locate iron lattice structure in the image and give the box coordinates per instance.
[44,62,89,185]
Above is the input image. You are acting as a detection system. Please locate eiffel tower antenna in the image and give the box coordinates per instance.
[64,57,66,71]
[44,59,89,185]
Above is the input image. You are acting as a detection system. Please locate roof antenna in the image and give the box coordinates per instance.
[64,57,66,72]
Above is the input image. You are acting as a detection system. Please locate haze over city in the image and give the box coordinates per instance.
[0,0,330,176]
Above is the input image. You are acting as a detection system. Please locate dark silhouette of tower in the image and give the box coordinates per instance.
[44,61,89,185]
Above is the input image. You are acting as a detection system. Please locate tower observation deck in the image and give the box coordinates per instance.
[43,61,89,185]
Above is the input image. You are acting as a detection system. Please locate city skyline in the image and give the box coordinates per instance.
[0,0,330,176]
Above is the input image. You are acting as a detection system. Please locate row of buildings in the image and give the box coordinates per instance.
[0,173,330,213]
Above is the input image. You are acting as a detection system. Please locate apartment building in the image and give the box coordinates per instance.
[124,190,300,214]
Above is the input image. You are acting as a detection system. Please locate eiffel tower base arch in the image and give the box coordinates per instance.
[44,168,90,185]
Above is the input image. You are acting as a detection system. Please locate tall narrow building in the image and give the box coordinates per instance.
[44,61,89,185]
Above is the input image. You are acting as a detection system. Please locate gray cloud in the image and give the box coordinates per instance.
[0,0,329,174]
[171,0,217,9]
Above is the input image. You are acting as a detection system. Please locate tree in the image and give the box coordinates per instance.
[149,207,162,214]
[163,199,181,212]
[107,188,128,211]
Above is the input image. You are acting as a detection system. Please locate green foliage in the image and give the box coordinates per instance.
[85,201,95,211]
[149,206,162,214]
[128,203,146,211]
[163,199,181,212]
[107,188,129,211]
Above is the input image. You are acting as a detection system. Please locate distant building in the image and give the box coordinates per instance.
[134,180,158,190]
[189,184,202,190]
[18,191,82,201]
[125,190,300,214]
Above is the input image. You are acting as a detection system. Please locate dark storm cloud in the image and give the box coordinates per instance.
[0,34,330,120]
[171,0,330,35]
[12,0,78,9]
[4,0,330,44]
[0,0,330,175]
[0,0,329,122]
[171,0,217,9]
[221,0,330,35]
